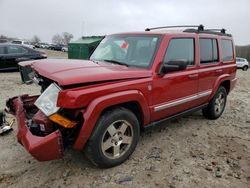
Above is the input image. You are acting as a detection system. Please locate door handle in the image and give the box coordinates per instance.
[188,74,198,79]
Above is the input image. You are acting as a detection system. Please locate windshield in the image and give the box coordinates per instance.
[90,35,160,68]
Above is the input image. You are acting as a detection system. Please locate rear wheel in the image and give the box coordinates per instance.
[242,66,248,71]
[202,86,227,120]
[85,107,140,168]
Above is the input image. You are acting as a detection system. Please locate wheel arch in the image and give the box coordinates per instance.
[220,80,230,94]
[210,74,231,100]
[100,101,144,130]
[73,90,149,150]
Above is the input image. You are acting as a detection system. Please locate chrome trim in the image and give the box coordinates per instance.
[198,90,212,98]
[154,90,212,112]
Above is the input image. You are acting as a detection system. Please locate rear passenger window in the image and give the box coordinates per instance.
[200,38,218,64]
[164,38,194,65]
[221,39,233,61]
[7,46,27,54]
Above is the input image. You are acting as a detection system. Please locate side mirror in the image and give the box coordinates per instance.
[159,60,188,75]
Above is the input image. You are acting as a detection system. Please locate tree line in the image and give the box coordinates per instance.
[0,32,74,45]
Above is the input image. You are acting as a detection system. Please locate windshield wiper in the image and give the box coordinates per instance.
[89,59,99,64]
[102,59,129,67]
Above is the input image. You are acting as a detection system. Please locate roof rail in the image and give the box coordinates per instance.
[204,28,226,34]
[145,25,204,31]
[184,28,231,37]
[145,24,231,37]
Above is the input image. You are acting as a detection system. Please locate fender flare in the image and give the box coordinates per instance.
[73,90,149,150]
[209,74,230,100]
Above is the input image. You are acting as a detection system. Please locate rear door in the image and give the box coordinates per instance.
[151,37,199,121]
[197,38,220,104]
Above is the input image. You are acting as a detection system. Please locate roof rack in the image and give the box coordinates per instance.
[205,28,226,34]
[145,24,231,37]
[145,25,204,31]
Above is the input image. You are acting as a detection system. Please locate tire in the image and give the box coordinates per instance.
[202,86,227,120]
[85,107,140,168]
[242,66,248,71]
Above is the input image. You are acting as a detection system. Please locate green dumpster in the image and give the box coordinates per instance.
[68,36,104,60]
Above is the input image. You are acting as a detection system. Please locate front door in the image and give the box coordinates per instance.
[151,38,199,121]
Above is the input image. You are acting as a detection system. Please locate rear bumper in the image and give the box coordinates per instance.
[6,95,64,161]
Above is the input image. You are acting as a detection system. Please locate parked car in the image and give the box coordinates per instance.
[62,46,68,52]
[0,39,8,43]
[0,44,47,71]
[49,44,63,51]
[34,43,41,48]
[37,43,50,49]
[236,57,249,71]
[6,25,237,168]
[11,40,35,49]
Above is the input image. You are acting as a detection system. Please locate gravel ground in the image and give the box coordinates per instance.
[0,70,249,188]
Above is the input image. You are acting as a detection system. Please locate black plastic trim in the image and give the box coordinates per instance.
[144,103,208,130]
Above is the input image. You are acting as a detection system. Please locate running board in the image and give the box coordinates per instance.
[144,103,208,130]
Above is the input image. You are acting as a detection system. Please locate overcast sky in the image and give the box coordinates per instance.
[0,0,249,45]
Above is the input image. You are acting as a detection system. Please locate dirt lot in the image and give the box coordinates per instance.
[0,69,249,188]
[38,49,68,59]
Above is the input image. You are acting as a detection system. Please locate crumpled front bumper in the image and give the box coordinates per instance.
[6,95,64,161]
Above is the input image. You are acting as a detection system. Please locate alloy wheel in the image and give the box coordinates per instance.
[214,92,225,115]
[101,120,133,159]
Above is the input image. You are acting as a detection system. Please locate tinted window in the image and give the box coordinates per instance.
[213,39,218,61]
[164,38,194,65]
[7,46,27,54]
[221,39,233,61]
[200,38,218,64]
[0,46,5,55]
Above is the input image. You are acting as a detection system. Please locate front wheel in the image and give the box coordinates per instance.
[202,86,227,120]
[85,107,140,168]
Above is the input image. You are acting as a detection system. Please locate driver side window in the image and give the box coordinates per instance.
[164,38,195,66]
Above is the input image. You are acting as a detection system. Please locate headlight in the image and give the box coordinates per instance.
[35,83,61,116]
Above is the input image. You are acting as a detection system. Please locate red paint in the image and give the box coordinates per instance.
[32,110,54,133]
[12,96,63,161]
[9,31,237,160]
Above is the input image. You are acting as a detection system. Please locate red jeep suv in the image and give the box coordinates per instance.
[6,25,237,168]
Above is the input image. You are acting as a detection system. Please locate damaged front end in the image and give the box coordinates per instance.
[6,95,64,161]
[6,84,83,161]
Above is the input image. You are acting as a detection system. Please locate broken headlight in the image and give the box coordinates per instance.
[35,83,61,116]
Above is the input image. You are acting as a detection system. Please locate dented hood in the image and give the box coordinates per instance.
[20,59,152,86]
